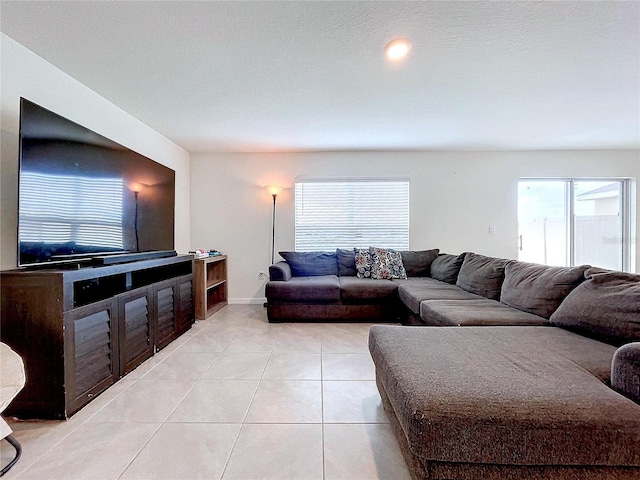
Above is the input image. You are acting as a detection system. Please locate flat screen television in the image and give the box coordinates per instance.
[18,98,175,266]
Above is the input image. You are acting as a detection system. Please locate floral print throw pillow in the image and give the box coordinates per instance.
[354,248,373,278]
[370,247,407,279]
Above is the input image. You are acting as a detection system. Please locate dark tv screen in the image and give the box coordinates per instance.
[18,98,175,266]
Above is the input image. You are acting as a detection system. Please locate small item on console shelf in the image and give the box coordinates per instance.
[189,249,209,259]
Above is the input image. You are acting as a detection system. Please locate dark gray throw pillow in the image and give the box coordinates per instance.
[456,253,510,300]
[336,248,357,276]
[430,253,467,284]
[500,262,589,318]
[550,271,640,346]
[279,251,338,277]
[400,249,440,277]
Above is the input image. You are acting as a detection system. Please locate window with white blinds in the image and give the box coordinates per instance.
[294,177,410,251]
[19,172,125,248]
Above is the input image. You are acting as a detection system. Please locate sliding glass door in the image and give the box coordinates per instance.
[518,179,629,271]
[518,181,569,266]
[573,180,624,269]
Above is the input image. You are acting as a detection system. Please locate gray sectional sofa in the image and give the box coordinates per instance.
[267,248,640,478]
[266,249,586,326]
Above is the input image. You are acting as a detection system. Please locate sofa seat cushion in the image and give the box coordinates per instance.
[501,261,589,318]
[420,299,549,326]
[391,277,439,286]
[266,275,340,303]
[493,324,616,382]
[398,278,482,315]
[456,253,511,300]
[550,270,640,346]
[339,277,398,304]
[397,280,484,314]
[368,325,639,468]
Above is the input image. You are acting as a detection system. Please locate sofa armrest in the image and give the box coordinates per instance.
[612,342,640,403]
[269,262,292,281]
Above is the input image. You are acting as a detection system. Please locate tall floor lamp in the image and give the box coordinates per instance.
[265,186,284,265]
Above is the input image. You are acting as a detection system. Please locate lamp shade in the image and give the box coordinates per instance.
[129,182,145,193]
[265,185,284,196]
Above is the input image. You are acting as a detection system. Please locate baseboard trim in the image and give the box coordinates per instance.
[228,298,267,305]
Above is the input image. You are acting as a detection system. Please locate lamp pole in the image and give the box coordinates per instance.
[271,193,278,265]
[265,186,284,265]
[271,193,277,265]
[264,186,284,309]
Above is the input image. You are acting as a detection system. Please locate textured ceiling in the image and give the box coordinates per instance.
[1,1,639,152]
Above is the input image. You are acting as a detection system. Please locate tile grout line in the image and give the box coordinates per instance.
[7,373,143,478]
[320,320,327,480]
[115,334,221,478]
[114,422,165,480]
[218,333,273,480]
[173,309,250,479]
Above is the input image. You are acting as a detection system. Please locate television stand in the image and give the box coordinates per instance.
[1,254,194,419]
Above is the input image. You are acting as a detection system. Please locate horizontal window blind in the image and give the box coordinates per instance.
[295,177,409,251]
[19,172,125,248]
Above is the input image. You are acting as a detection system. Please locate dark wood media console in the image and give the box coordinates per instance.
[0,255,195,420]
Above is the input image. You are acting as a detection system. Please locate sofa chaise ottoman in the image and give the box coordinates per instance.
[369,325,640,480]
[368,269,640,479]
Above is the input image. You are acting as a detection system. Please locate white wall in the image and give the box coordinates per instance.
[190,150,640,303]
[0,34,191,269]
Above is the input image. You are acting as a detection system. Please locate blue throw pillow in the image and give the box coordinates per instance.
[336,248,357,276]
[279,251,338,276]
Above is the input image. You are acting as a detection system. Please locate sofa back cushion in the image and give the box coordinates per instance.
[400,249,439,277]
[550,270,640,346]
[279,251,338,276]
[500,262,589,319]
[430,253,466,284]
[456,253,510,300]
[336,248,357,276]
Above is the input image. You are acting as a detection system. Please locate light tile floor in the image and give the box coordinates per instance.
[1,305,411,480]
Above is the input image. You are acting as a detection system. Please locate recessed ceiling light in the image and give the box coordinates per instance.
[385,38,412,61]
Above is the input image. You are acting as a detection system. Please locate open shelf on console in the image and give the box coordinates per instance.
[72,256,194,308]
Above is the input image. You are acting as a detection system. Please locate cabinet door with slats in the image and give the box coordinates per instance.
[118,288,154,376]
[176,276,194,335]
[154,279,177,350]
[64,298,119,415]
